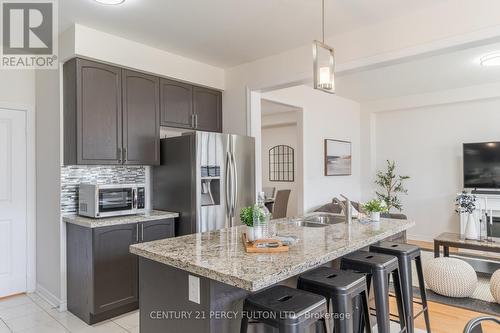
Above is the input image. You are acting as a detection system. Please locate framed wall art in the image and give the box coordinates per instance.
[324,139,351,176]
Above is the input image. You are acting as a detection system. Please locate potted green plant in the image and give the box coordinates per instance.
[375,160,410,212]
[362,199,388,222]
[240,206,255,241]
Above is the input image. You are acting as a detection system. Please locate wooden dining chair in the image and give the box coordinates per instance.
[271,189,291,219]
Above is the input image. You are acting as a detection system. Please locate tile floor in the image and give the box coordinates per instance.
[0,294,139,333]
[0,294,425,333]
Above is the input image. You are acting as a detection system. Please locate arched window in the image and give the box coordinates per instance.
[269,145,294,182]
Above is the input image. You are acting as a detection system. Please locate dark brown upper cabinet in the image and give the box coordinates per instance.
[64,58,160,165]
[160,79,222,132]
[64,58,223,166]
[122,70,160,165]
[193,86,222,132]
[64,58,123,165]
[160,79,193,129]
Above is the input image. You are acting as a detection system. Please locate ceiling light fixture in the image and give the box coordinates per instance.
[94,0,125,5]
[313,0,335,94]
[480,52,500,67]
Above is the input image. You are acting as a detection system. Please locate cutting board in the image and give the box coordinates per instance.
[242,233,289,253]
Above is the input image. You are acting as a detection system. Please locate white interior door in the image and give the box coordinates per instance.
[0,108,27,297]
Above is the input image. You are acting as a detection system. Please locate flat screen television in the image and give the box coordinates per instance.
[463,142,500,189]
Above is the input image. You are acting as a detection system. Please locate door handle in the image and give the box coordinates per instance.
[132,188,138,209]
[225,151,232,219]
[231,152,238,218]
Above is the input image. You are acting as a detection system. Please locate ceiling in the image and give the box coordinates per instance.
[60,0,442,68]
[261,99,300,115]
[337,41,500,102]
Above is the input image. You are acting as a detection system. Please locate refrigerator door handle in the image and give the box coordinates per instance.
[231,152,238,219]
[225,151,232,220]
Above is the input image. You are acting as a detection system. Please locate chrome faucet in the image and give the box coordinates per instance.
[333,195,353,225]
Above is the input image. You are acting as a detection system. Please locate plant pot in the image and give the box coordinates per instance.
[370,211,381,222]
[246,226,255,242]
[465,213,479,240]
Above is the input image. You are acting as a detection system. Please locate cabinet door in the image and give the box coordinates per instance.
[122,70,160,165]
[141,218,175,242]
[193,87,222,132]
[77,59,123,164]
[92,224,138,314]
[160,79,193,128]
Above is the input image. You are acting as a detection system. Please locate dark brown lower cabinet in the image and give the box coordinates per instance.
[67,218,175,324]
[141,219,174,242]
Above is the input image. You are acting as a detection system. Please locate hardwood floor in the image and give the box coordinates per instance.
[407,239,459,255]
[391,239,499,332]
[412,300,499,332]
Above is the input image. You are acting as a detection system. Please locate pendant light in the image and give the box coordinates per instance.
[313,0,335,93]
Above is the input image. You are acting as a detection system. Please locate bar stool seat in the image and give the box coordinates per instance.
[241,285,329,333]
[298,267,372,333]
[341,251,407,333]
[370,242,431,333]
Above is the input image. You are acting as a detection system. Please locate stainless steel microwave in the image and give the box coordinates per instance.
[78,183,146,218]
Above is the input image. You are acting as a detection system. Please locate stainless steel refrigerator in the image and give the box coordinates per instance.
[153,131,255,236]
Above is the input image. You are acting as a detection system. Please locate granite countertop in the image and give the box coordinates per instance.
[63,210,179,228]
[130,216,414,291]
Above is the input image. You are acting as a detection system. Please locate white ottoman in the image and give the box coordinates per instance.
[490,269,500,303]
[424,257,477,298]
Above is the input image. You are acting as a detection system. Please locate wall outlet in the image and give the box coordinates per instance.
[188,275,200,304]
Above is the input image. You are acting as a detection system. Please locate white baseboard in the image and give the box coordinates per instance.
[36,283,66,311]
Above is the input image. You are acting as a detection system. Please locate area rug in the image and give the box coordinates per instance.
[411,250,500,316]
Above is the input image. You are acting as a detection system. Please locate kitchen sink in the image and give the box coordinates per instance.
[292,220,329,228]
[289,214,346,228]
[304,214,346,225]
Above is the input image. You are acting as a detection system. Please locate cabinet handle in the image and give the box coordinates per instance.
[136,224,139,243]
[123,148,127,163]
[191,114,195,128]
[195,114,198,128]
[117,148,122,163]
[141,224,144,242]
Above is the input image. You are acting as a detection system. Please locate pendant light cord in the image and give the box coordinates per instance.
[322,0,325,43]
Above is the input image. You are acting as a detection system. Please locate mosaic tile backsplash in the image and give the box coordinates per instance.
[61,166,146,214]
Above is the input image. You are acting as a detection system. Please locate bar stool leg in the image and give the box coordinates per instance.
[372,270,391,333]
[360,289,372,333]
[392,268,407,332]
[240,311,248,333]
[415,255,431,333]
[398,257,414,333]
[334,294,353,333]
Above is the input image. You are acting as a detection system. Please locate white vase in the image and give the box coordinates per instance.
[464,213,479,240]
[370,211,381,222]
[246,226,255,242]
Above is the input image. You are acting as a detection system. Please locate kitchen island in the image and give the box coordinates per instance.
[130,215,414,333]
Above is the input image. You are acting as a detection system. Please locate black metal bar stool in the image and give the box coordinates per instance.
[297,267,372,333]
[240,285,330,333]
[341,251,407,333]
[370,242,431,333]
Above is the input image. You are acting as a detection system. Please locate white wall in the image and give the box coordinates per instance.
[263,86,361,212]
[35,69,63,306]
[373,98,500,241]
[60,24,224,90]
[261,112,299,216]
[0,71,35,106]
[224,1,500,135]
